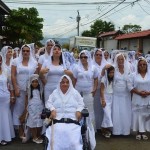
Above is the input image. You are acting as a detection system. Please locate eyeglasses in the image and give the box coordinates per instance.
[95,54,102,56]
[22,50,30,53]
[80,56,88,59]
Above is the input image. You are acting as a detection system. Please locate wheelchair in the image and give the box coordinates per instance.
[41,108,91,150]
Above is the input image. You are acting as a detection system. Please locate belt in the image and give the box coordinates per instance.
[49,118,80,126]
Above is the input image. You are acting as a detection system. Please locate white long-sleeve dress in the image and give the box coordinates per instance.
[45,89,84,150]
[112,71,132,135]
[0,73,15,142]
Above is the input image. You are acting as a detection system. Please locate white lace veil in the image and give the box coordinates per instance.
[1,46,13,65]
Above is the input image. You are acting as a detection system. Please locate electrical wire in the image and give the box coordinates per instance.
[138,1,150,15]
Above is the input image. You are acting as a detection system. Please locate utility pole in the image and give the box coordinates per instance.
[76,10,81,36]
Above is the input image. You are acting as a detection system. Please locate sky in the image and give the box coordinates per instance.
[3,0,150,38]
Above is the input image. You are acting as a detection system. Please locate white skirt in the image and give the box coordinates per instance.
[101,93,113,128]
[13,91,26,125]
[46,123,82,150]
[0,94,15,142]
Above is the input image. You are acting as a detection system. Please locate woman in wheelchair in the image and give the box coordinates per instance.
[45,75,85,150]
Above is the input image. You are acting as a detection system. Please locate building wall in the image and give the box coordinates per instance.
[143,38,150,54]
[104,39,118,51]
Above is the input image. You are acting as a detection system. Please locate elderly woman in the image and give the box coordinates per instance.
[128,57,150,140]
[45,75,84,150]
[0,54,15,145]
[11,44,38,139]
[92,49,108,131]
[38,39,55,71]
[40,44,72,103]
[112,53,132,135]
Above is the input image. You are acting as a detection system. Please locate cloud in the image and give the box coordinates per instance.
[115,14,150,30]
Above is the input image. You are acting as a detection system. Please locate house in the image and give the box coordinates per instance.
[97,30,122,51]
[0,0,11,48]
[115,30,150,54]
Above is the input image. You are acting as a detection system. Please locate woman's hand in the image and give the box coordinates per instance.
[76,111,82,121]
[139,91,147,98]
[50,110,56,119]
[40,68,49,75]
[15,87,20,97]
[91,89,97,97]
[101,99,106,108]
[10,97,16,105]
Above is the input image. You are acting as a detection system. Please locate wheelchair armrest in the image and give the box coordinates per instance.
[81,108,89,117]
[41,108,51,119]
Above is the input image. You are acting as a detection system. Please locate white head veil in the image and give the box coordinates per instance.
[114,53,130,75]
[1,46,13,65]
[27,74,41,100]
[49,44,68,69]
[78,50,93,78]
[0,52,7,75]
[17,44,38,73]
[13,47,20,57]
[92,48,107,69]
[44,39,55,57]
[56,75,76,103]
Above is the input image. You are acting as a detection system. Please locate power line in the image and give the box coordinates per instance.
[4,0,134,5]
[138,1,150,15]
[80,0,139,27]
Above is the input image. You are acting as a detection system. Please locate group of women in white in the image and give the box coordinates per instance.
[0,38,150,149]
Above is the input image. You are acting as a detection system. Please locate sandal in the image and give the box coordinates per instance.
[136,134,141,140]
[1,141,8,146]
[141,134,148,140]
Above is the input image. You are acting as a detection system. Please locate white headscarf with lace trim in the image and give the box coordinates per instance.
[13,47,20,57]
[27,74,42,101]
[78,50,93,79]
[0,52,7,76]
[92,48,108,69]
[16,44,38,73]
[1,46,13,65]
[55,75,76,104]
[49,44,68,69]
[44,39,55,58]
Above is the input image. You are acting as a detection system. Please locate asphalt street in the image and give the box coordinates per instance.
[1,132,150,150]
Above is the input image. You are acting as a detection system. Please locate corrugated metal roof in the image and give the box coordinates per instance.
[115,30,150,40]
[98,31,119,37]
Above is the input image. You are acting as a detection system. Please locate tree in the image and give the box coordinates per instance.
[2,7,43,47]
[122,24,142,33]
[82,30,92,37]
[82,19,115,37]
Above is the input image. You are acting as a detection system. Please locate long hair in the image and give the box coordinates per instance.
[107,66,115,84]
[30,83,41,99]
[51,44,63,65]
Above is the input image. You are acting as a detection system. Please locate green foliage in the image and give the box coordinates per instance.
[81,19,115,37]
[122,24,142,33]
[2,7,44,46]
[62,43,69,50]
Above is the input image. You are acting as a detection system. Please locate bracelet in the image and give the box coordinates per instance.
[10,97,15,99]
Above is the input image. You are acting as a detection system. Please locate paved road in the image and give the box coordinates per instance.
[1,133,150,150]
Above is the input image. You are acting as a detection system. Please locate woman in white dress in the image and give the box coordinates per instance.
[73,50,98,141]
[128,57,150,140]
[45,75,85,150]
[11,44,38,139]
[92,48,108,130]
[40,44,72,104]
[0,54,15,145]
[112,53,132,135]
[1,46,14,92]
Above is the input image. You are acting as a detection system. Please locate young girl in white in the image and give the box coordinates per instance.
[26,74,44,144]
[100,66,115,138]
